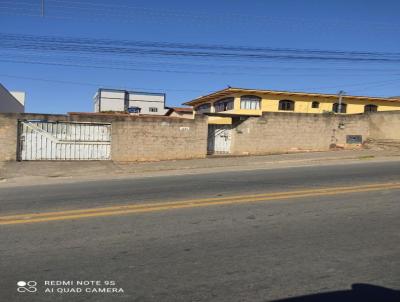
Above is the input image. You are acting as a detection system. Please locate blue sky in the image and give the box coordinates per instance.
[0,0,399,114]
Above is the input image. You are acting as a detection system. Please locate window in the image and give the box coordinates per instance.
[127,107,141,113]
[149,107,158,113]
[240,95,261,110]
[311,101,320,109]
[332,103,347,113]
[196,103,211,113]
[214,97,234,112]
[279,100,295,111]
[364,104,378,113]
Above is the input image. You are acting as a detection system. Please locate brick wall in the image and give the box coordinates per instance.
[231,112,370,155]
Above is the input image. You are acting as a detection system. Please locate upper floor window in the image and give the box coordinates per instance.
[311,101,320,109]
[214,97,234,112]
[332,103,347,113]
[279,100,295,111]
[196,103,211,114]
[364,104,378,113]
[149,107,158,112]
[240,95,261,110]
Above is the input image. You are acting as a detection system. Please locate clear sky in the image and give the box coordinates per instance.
[0,0,399,114]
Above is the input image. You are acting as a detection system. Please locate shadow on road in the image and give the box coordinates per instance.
[271,283,400,302]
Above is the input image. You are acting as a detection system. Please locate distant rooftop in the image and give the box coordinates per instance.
[166,107,193,112]
[98,88,165,96]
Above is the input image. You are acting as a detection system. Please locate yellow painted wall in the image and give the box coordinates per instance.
[259,94,400,114]
[194,93,400,120]
[207,116,232,125]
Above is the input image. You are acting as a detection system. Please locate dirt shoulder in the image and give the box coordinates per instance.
[0,149,399,188]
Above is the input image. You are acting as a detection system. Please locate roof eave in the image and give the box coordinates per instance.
[184,87,400,105]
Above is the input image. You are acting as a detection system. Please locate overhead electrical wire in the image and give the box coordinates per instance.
[302,78,400,91]
[1,32,399,57]
[1,2,398,100]
[0,73,207,93]
[0,0,398,37]
[2,73,399,98]
[0,32,399,79]
[5,58,397,77]
[1,33,400,64]
[2,50,398,73]
[0,0,397,31]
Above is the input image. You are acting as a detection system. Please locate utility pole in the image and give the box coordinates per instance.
[338,90,345,113]
[41,0,45,17]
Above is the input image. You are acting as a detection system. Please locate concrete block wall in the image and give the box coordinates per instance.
[332,114,370,147]
[0,113,208,162]
[368,111,400,140]
[0,114,18,161]
[0,111,398,162]
[111,115,208,161]
[231,112,370,155]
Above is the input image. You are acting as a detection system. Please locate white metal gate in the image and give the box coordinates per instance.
[18,121,111,160]
[207,125,232,154]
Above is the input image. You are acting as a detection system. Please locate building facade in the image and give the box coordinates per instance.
[184,87,400,124]
[0,83,25,113]
[93,88,167,115]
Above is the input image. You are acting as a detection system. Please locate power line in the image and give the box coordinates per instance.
[53,0,394,29]
[1,51,399,78]
[1,34,398,91]
[0,11,42,18]
[0,0,398,31]
[2,50,398,73]
[0,5,39,12]
[2,73,399,100]
[303,78,400,91]
[0,33,399,78]
[0,1,38,6]
[2,58,399,77]
[2,32,399,57]
[0,73,207,92]
[1,33,399,64]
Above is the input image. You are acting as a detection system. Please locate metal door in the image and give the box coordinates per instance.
[18,121,111,160]
[207,125,231,154]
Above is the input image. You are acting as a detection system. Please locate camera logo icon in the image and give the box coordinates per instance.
[17,281,37,293]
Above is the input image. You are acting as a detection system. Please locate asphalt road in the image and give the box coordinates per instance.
[0,161,400,301]
[1,160,400,215]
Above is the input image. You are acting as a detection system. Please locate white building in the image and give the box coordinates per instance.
[0,83,25,113]
[93,88,167,115]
